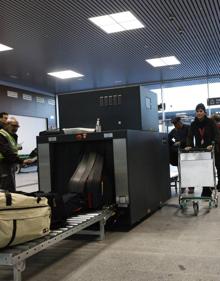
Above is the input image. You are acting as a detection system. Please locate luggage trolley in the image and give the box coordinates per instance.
[178,147,218,215]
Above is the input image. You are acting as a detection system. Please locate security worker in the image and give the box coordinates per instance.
[0,117,32,191]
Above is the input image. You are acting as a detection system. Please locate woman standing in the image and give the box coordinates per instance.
[186,103,220,196]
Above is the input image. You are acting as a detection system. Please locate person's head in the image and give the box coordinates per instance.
[211,113,220,123]
[5,117,20,134]
[0,112,8,124]
[171,117,183,129]
[195,103,206,120]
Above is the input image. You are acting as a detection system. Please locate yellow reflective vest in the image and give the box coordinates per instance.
[0,129,18,160]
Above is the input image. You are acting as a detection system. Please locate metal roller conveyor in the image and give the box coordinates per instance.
[68,221,79,227]
[67,218,88,222]
[0,208,114,281]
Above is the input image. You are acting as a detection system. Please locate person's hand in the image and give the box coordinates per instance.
[174,141,181,146]
[17,144,23,150]
[23,159,33,165]
[206,145,213,151]
[184,146,192,151]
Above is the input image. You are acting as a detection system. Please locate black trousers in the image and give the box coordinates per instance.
[169,146,178,166]
[0,162,16,192]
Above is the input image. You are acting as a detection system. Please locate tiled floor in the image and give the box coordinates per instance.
[15,168,38,192]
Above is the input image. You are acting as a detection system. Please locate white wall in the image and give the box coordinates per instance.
[11,115,47,155]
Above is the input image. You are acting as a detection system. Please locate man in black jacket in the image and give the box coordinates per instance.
[168,117,189,166]
[0,117,32,191]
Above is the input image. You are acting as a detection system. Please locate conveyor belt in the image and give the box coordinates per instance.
[0,208,115,281]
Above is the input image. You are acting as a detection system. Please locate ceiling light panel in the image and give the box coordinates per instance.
[162,56,181,65]
[47,70,84,79]
[89,15,115,26]
[122,20,144,30]
[146,56,180,67]
[146,58,166,67]
[89,11,144,34]
[110,11,137,22]
[0,43,13,52]
[101,24,124,34]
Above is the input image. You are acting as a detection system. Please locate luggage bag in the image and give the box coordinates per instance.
[0,191,51,248]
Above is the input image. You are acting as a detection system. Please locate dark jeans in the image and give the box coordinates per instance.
[0,162,16,192]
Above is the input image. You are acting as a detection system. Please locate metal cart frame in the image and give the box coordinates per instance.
[178,148,218,215]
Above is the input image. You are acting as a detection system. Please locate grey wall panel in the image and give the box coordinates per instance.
[140,86,159,132]
[38,143,51,193]
[113,138,129,207]
[0,85,56,128]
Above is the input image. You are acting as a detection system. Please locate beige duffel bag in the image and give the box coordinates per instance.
[0,191,51,248]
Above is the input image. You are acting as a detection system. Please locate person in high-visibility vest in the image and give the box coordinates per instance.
[0,117,33,191]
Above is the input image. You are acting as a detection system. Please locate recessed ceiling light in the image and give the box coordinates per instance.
[89,11,144,34]
[47,70,84,79]
[145,56,180,67]
[162,56,180,65]
[120,20,144,30]
[102,24,124,33]
[0,43,13,52]
[146,58,166,67]
[111,11,136,22]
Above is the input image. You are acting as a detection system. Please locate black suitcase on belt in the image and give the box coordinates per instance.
[62,193,86,217]
[41,192,67,230]
[37,192,85,226]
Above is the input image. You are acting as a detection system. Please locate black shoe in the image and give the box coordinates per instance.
[181,188,186,194]
[188,187,194,194]
[201,187,212,197]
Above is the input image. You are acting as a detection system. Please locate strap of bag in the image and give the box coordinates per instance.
[1,191,17,247]
[4,220,17,248]
[4,190,12,206]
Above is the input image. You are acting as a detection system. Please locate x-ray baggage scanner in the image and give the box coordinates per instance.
[37,129,170,228]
